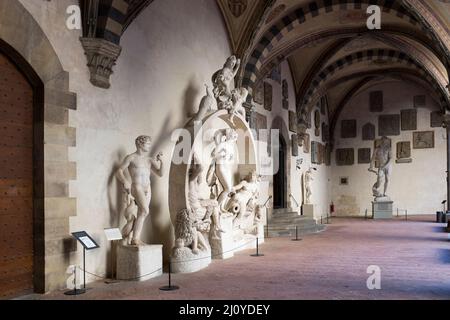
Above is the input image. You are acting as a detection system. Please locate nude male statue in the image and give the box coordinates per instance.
[368,136,392,199]
[303,168,314,205]
[116,136,163,246]
[207,129,238,213]
[188,153,224,238]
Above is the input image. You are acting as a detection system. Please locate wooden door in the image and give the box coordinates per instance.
[0,52,34,298]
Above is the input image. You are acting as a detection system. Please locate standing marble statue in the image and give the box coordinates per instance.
[116,136,163,246]
[207,128,238,213]
[188,153,224,238]
[303,168,314,205]
[369,136,393,200]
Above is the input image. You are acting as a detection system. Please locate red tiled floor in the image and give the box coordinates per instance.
[36,216,450,300]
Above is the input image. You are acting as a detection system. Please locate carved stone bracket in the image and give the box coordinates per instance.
[80,37,122,89]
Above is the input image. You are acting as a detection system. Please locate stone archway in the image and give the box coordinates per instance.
[271,116,291,210]
[0,0,77,293]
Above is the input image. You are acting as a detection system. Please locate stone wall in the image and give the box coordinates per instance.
[15,0,231,290]
[1,0,78,292]
[253,61,332,220]
[331,81,446,216]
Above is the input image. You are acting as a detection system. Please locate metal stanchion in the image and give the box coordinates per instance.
[64,265,86,296]
[251,237,264,257]
[159,259,179,291]
[292,226,302,242]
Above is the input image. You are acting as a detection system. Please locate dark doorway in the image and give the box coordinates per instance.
[0,40,44,298]
[273,134,287,209]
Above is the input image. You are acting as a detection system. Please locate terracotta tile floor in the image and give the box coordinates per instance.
[36,216,450,300]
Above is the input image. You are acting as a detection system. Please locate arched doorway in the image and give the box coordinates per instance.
[0,44,43,298]
[273,134,287,209]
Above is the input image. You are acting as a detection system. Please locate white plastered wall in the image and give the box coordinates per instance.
[331,81,446,216]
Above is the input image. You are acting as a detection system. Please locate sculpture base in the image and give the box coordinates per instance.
[210,215,264,260]
[171,246,211,274]
[116,244,163,281]
[302,204,314,218]
[372,201,393,219]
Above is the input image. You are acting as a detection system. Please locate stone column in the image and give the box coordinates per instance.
[444,114,450,207]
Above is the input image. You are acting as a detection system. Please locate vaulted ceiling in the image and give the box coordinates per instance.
[216,0,450,135]
[79,0,450,128]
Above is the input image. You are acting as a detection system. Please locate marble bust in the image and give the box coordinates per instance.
[116,136,163,246]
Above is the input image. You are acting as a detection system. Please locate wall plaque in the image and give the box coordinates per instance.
[362,123,375,141]
[254,112,268,142]
[401,109,417,131]
[431,111,444,128]
[292,134,299,157]
[358,148,371,164]
[336,148,354,166]
[396,141,412,163]
[379,114,400,136]
[264,82,272,111]
[253,82,264,105]
[289,111,297,133]
[311,141,320,164]
[413,131,435,149]
[282,98,289,110]
[303,133,310,153]
[318,143,325,165]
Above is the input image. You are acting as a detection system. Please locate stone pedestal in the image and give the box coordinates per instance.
[372,201,393,219]
[210,215,235,259]
[302,204,314,218]
[116,244,163,281]
[210,215,264,260]
[171,246,211,274]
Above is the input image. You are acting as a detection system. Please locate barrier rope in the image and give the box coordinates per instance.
[170,238,257,265]
[74,237,260,280]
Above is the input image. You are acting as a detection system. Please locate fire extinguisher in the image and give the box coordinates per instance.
[330,202,335,216]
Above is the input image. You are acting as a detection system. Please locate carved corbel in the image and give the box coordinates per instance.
[80,38,122,89]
